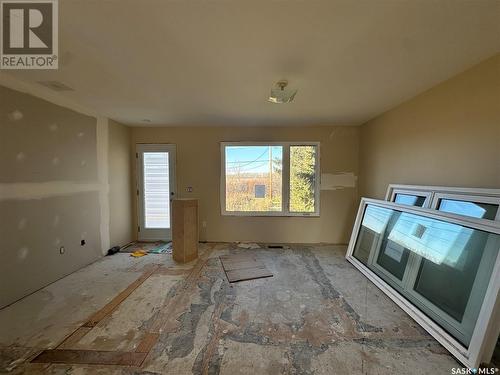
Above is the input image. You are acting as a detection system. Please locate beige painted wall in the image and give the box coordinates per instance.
[108,120,133,247]
[359,54,500,199]
[131,126,359,244]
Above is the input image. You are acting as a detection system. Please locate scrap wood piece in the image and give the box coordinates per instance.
[219,254,255,264]
[225,267,273,283]
[221,261,262,271]
[219,254,273,283]
[218,257,261,271]
[31,349,147,366]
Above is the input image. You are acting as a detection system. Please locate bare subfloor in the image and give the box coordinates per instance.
[0,243,459,374]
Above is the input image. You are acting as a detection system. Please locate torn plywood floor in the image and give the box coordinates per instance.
[0,243,462,374]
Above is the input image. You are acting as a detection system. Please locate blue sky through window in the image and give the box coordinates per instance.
[225,146,283,175]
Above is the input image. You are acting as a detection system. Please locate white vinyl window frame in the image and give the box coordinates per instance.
[430,193,500,221]
[345,198,500,369]
[385,184,500,222]
[220,141,320,217]
[389,188,433,208]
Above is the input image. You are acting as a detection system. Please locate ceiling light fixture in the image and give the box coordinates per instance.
[268,80,297,104]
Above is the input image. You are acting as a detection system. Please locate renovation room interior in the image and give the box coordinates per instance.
[0,1,499,374]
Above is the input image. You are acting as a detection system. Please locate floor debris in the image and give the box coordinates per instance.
[237,242,260,249]
[149,242,172,254]
[130,250,147,257]
[107,246,120,256]
[220,253,273,283]
[122,241,172,254]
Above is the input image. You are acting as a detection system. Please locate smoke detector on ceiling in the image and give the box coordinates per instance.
[268,80,297,104]
[37,81,74,92]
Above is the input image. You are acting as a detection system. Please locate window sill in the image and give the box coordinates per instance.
[221,212,320,217]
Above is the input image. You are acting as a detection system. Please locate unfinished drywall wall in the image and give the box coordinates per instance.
[131,125,359,244]
[359,53,500,199]
[0,86,98,183]
[0,192,101,307]
[0,84,114,308]
[108,120,133,247]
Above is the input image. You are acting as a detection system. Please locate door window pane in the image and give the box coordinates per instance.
[437,199,498,220]
[394,193,426,207]
[290,145,317,213]
[225,146,283,212]
[143,152,170,228]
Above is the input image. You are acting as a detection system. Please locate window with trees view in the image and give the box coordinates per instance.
[221,142,320,216]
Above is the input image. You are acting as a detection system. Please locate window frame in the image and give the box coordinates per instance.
[385,184,500,223]
[389,188,433,208]
[430,192,500,221]
[220,141,320,217]
[345,198,500,369]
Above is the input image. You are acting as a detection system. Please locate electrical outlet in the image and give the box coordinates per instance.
[202,221,207,228]
[59,246,65,254]
[186,186,193,193]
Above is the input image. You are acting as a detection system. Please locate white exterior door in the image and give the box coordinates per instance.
[136,144,176,241]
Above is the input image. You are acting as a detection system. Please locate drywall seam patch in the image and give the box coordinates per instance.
[97,117,110,254]
[0,182,101,200]
[320,172,357,190]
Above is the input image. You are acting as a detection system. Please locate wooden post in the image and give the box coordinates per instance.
[172,199,198,263]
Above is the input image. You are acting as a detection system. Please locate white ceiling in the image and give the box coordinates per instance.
[3,0,500,126]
